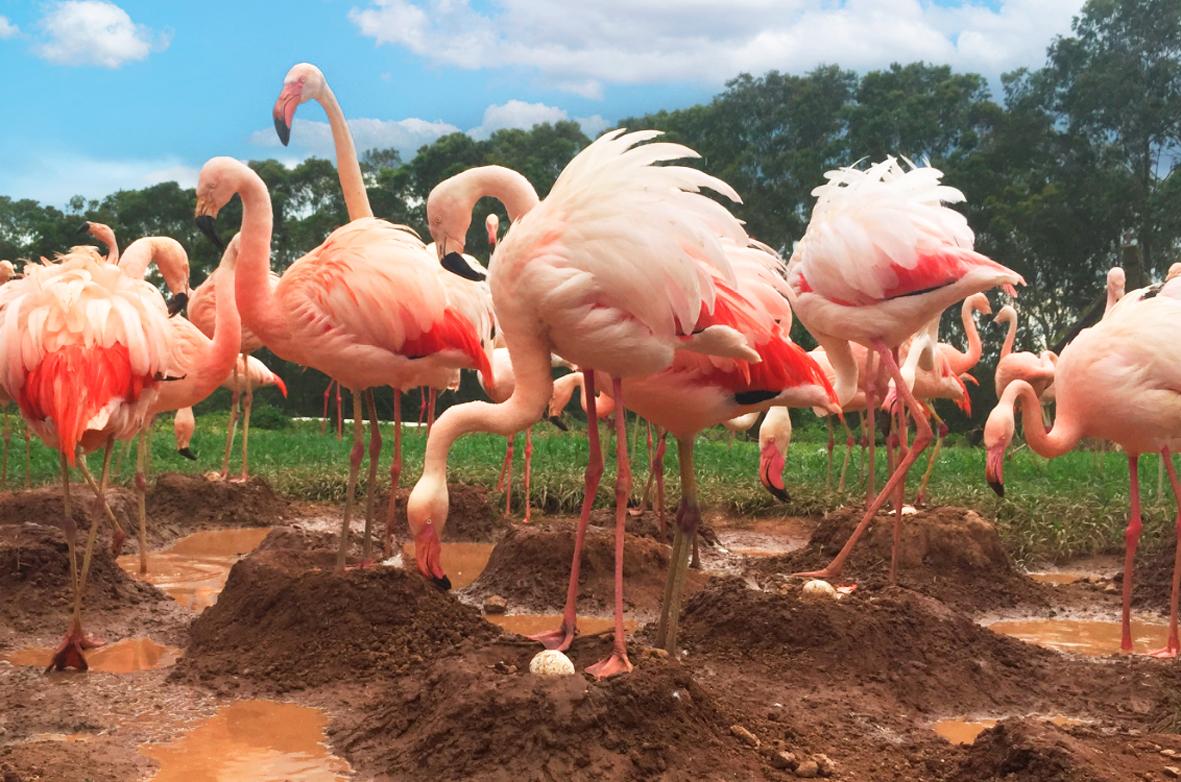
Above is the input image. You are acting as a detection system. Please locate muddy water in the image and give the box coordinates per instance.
[487,614,636,637]
[1,637,180,673]
[141,699,351,781]
[987,617,1171,656]
[118,528,271,611]
[933,715,1086,745]
[1026,571,1088,586]
[402,541,495,590]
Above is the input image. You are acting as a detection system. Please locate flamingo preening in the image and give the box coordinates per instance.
[993,305,1056,400]
[410,130,762,677]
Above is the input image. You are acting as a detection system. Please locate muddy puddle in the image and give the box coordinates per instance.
[987,617,1171,656]
[118,528,272,611]
[140,699,351,781]
[1026,571,1089,586]
[486,614,635,637]
[933,715,1087,745]
[2,637,180,673]
[402,541,495,590]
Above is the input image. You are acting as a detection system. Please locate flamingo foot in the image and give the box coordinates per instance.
[586,650,633,680]
[528,623,576,652]
[791,567,842,580]
[46,628,105,673]
[109,526,126,558]
[915,491,927,507]
[1148,644,1180,659]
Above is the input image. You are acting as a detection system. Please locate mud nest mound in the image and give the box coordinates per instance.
[464,523,705,614]
[753,506,1049,611]
[172,528,498,692]
[679,577,1066,714]
[0,523,164,632]
[950,719,1137,782]
[333,652,766,781]
[145,473,287,540]
[388,483,507,542]
[0,485,136,532]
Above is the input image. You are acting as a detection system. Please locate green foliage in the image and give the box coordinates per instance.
[247,399,293,430]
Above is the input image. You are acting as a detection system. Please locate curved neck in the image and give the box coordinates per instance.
[91,224,119,264]
[452,166,540,222]
[1008,380,1080,458]
[195,264,242,389]
[119,237,187,292]
[231,167,284,342]
[947,298,983,373]
[1000,315,1017,359]
[318,84,372,221]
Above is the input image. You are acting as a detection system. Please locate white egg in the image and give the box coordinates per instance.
[529,649,575,676]
[801,579,837,600]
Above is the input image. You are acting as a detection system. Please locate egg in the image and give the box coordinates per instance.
[529,649,576,676]
[801,579,837,600]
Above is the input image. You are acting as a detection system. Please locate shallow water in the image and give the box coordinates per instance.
[486,613,635,637]
[988,617,1171,656]
[140,699,351,782]
[933,715,1085,745]
[402,541,495,590]
[118,528,271,611]
[2,637,180,673]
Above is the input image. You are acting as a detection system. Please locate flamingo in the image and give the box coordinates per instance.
[174,407,196,460]
[993,305,1056,399]
[410,131,760,677]
[79,221,118,264]
[194,158,494,572]
[170,356,286,464]
[0,246,171,671]
[985,280,1181,654]
[272,63,496,562]
[786,157,1024,581]
[758,406,793,502]
[1104,267,1126,316]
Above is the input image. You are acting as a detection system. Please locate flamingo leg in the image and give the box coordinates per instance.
[384,391,403,559]
[321,379,333,435]
[529,369,603,652]
[335,390,366,572]
[134,429,149,575]
[889,390,908,584]
[1150,449,1181,658]
[417,386,428,427]
[221,364,240,479]
[361,390,382,564]
[838,417,854,493]
[656,436,699,653]
[239,352,253,481]
[523,427,533,524]
[427,388,437,435]
[1,406,10,486]
[23,426,31,488]
[496,436,513,493]
[794,340,933,580]
[49,453,106,673]
[586,375,634,679]
[825,417,835,492]
[335,383,344,440]
[98,435,115,497]
[1120,453,1144,652]
[915,409,947,506]
[654,429,667,536]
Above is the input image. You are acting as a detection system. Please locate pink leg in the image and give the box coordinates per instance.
[321,379,333,435]
[864,379,878,506]
[335,383,344,440]
[889,386,908,584]
[794,341,933,580]
[586,375,633,679]
[384,391,403,559]
[417,386,428,427]
[1150,449,1181,658]
[497,436,514,494]
[523,427,533,524]
[530,369,603,651]
[652,429,667,535]
[1120,453,1143,652]
[427,388,437,435]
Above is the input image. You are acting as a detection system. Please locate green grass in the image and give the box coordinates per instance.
[3,410,1171,566]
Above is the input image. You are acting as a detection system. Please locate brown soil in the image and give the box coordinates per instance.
[753,505,1053,612]
[385,482,510,543]
[1133,542,1181,613]
[171,527,499,693]
[1,737,144,782]
[143,473,288,543]
[464,521,707,614]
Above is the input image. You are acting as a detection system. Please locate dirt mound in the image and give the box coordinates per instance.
[0,737,145,782]
[464,523,706,614]
[754,506,1049,611]
[145,473,287,541]
[0,523,164,634]
[0,485,136,533]
[332,649,767,781]
[172,528,498,693]
[388,482,507,542]
[950,719,1149,782]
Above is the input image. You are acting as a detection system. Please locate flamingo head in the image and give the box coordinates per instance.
[1168,263,1181,282]
[0,260,16,284]
[273,63,324,146]
[1107,267,1126,298]
[194,157,249,248]
[485,213,500,249]
[426,179,474,262]
[983,397,1016,497]
[406,474,452,590]
[992,304,1016,327]
[966,292,992,316]
[757,409,792,502]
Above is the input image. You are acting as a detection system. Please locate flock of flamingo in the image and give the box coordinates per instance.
[4,62,1180,678]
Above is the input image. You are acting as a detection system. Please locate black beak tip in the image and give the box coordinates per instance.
[167,291,189,318]
[988,480,1004,498]
[273,115,291,147]
[195,215,224,251]
[178,447,197,461]
[548,415,569,432]
[431,574,452,592]
[441,251,485,282]
[76,222,90,235]
[769,485,791,503]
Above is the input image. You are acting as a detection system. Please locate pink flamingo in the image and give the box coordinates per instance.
[173,406,196,460]
[758,407,793,502]
[79,221,118,264]
[171,356,286,462]
[985,280,1181,654]
[194,158,494,572]
[993,305,1056,399]
[787,157,1023,580]
[410,131,760,677]
[0,246,172,670]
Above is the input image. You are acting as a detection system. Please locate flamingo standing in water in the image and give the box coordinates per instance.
[410,131,760,677]
[0,246,171,670]
[985,278,1181,655]
[786,157,1024,581]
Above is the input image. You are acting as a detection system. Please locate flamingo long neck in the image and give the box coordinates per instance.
[92,225,119,264]
[946,298,984,374]
[231,167,284,345]
[316,84,372,221]
[1001,313,1017,359]
[1009,381,1080,459]
[454,166,540,222]
[194,264,242,390]
[119,238,186,292]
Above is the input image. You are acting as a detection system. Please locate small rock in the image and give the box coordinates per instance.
[483,595,508,615]
[1104,583,1119,595]
[1163,749,1178,758]
[730,724,761,748]
[794,759,819,778]
[770,751,797,770]
[814,754,836,777]
[641,646,670,659]
[1164,766,1181,779]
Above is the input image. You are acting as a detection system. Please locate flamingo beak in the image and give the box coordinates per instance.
[759,443,789,503]
[177,447,197,461]
[272,83,302,146]
[985,446,1005,497]
[548,415,568,431]
[441,251,485,282]
[414,522,451,591]
[195,215,224,251]
[75,222,91,235]
[167,290,189,318]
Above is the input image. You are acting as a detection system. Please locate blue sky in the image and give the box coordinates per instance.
[0,0,1084,206]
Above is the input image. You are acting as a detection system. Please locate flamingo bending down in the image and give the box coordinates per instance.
[0,247,171,670]
[787,157,1023,580]
[985,282,1181,654]
[993,305,1055,399]
[195,158,494,572]
[174,407,196,460]
[759,407,793,502]
[410,131,760,677]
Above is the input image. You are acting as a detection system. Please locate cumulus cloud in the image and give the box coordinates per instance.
[250,116,461,161]
[0,153,197,207]
[34,1,170,68]
[348,0,1084,92]
[0,16,19,38]
[468,100,607,139]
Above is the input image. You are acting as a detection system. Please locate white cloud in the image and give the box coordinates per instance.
[348,0,1084,90]
[250,116,461,161]
[34,1,170,68]
[470,100,564,139]
[0,152,197,207]
[0,16,19,38]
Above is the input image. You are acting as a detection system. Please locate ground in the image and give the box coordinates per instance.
[2,473,1181,781]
